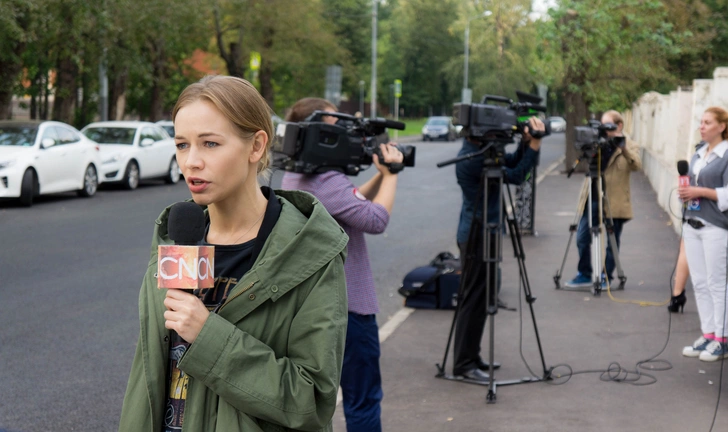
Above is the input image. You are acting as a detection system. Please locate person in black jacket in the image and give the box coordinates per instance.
[453,118,544,382]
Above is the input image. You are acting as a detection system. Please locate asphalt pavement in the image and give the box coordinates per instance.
[331,160,728,431]
[2,133,714,431]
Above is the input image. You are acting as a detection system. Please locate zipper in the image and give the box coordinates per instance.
[217,281,256,313]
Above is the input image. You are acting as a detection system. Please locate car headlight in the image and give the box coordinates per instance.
[0,159,17,170]
[103,154,121,164]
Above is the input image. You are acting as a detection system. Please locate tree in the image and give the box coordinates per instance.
[541,1,682,169]
[0,0,35,119]
[321,0,372,106]
[381,0,461,117]
[456,0,541,101]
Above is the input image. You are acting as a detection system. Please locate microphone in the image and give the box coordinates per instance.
[157,202,215,290]
[677,160,689,188]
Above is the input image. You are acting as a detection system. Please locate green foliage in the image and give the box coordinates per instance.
[539,0,685,112]
[380,0,461,116]
[4,0,728,124]
[460,0,541,102]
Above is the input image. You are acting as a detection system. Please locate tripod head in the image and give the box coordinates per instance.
[436,140,509,170]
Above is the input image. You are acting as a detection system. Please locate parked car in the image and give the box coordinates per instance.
[0,120,102,206]
[548,116,566,133]
[422,116,457,141]
[156,120,175,138]
[81,121,179,190]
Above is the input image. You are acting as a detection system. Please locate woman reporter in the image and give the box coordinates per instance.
[118,76,348,432]
[679,106,728,361]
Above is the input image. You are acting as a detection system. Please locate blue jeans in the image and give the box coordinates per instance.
[576,202,626,280]
[341,313,382,432]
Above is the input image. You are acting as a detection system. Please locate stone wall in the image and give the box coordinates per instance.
[624,67,728,232]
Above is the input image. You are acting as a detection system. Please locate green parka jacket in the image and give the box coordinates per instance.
[118,190,349,432]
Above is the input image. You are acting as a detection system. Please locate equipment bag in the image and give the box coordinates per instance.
[398,251,461,310]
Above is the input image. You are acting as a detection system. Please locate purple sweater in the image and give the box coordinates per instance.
[281,171,389,315]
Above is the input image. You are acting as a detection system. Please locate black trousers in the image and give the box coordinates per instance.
[453,223,500,375]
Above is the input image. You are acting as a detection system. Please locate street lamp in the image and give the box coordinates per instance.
[462,10,492,103]
[371,0,378,118]
[359,80,365,115]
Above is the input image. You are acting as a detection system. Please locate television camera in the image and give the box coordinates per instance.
[452,92,551,146]
[273,111,415,176]
[574,120,624,156]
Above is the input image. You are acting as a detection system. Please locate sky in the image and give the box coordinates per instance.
[531,0,558,20]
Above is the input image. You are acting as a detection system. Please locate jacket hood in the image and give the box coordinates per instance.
[152,189,348,302]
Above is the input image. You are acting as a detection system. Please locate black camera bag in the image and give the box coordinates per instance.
[398,252,461,310]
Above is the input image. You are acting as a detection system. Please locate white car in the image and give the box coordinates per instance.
[548,116,566,133]
[0,120,102,206]
[81,121,180,190]
[156,120,175,138]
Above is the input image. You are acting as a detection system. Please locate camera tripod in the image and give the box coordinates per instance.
[435,142,552,403]
[553,151,627,295]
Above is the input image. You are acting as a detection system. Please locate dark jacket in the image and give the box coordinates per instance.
[456,138,539,244]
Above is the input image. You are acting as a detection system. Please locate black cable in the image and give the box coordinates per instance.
[516,212,683,388]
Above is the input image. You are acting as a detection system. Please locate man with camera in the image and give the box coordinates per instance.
[453,116,545,382]
[281,97,404,432]
[565,110,642,289]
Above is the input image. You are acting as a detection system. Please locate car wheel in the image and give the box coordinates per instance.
[423,136,429,142]
[19,169,36,207]
[77,164,98,197]
[123,161,140,190]
[165,158,180,184]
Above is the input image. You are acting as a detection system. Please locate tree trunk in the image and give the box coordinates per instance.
[564,89,588,171]
[259,26,275,107]
[149,41,166,121]
[214,5,245,78]
[52,56,78,124]
[0,58,23,119]
[109,68,128,120]
[42,73,50,120]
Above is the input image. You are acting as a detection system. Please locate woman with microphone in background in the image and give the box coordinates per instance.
[679,106,728,361]
[118,75,348,432]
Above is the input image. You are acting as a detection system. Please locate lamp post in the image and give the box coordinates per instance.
[359,80,365,115]
[462,10,492,103]
[371,0,378,118]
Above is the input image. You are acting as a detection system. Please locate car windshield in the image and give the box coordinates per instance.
[161,125,174,137]
[83,127,136,145]
[0,125,38,147]
[427,118,448,126]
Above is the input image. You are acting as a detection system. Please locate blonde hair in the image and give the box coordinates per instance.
[602,110,623,126]
[705,106,728,140]
[172,75,274,174]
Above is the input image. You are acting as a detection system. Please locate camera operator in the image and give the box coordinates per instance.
[281,97,403,432]
[565,110,642,289]
[453,117,545,382]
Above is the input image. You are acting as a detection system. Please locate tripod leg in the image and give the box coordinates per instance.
[505,186,552,379]
[589,176,603,296]
[602,193,627,290]
[555,177,590,289]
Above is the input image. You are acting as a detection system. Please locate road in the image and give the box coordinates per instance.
[0,133,564,431]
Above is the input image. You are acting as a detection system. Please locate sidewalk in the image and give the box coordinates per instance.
[332,169,725,431]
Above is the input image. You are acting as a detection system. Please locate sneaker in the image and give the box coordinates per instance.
[565,273,592,288]
[682,336,712,357]
[699,341,728,361]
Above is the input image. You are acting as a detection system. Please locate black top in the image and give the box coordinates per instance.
[162,187,282,432]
